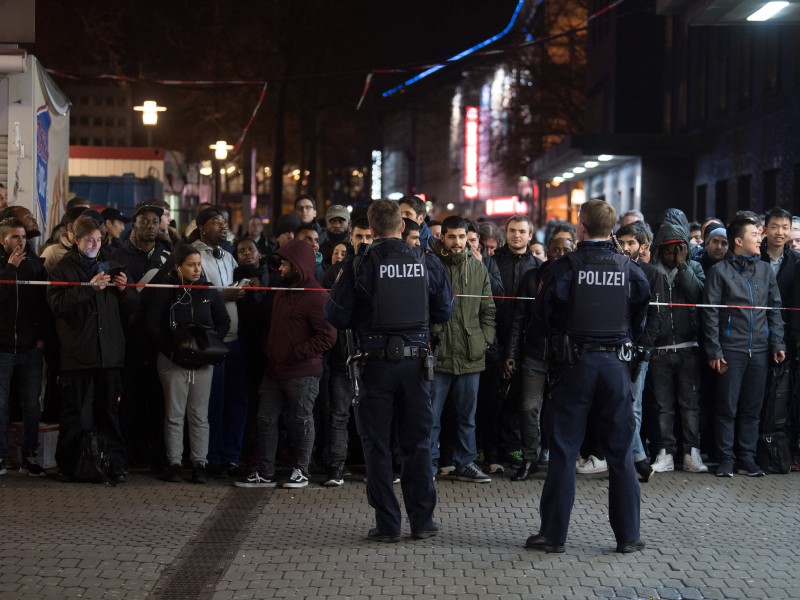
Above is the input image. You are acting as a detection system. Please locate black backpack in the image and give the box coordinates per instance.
[73,431,117,485]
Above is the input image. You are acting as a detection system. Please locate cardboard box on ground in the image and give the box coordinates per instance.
[6,423,58,469]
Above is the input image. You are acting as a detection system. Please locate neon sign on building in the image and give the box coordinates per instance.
[464,106,479,199]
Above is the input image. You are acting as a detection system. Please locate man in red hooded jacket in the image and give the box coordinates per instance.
[235,239,336,489]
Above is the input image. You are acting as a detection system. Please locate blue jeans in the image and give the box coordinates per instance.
[630,360,649,462]
[430,371,480,473]
[0,347,44,460]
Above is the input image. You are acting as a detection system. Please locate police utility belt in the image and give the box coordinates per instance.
[550,334,632,365]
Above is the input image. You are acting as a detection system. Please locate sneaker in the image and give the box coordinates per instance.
[0,459,6,476]
[716,462,734,477]
[20,456,45,477]
[234,470,277,488]
[651,449,674,473]
[576,455,607,474]
[283,467,309,488]
[437,464,455,477]
[486,463,505,474]
[160,464,182,483]
[324,466,344,487]
[453,462,491,483]
[192,463,208,484]
[737,463,765,477]
[635,459,654,483]
[683,448,708,473]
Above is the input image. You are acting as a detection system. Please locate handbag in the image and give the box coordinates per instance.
[170,300,229,367]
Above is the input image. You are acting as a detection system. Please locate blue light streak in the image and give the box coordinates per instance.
[382,0,527,98]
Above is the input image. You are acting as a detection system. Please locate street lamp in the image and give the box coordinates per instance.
[133,100,166,146]
[208,141,234,203]
[210,140,234,160]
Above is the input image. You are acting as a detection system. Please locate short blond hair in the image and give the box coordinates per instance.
[579,200,617,238]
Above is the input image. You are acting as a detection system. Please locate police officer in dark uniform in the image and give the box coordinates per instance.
[526,199,650,554]
[325,200,454,542]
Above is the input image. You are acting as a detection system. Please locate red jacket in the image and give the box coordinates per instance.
[265,239,336,380]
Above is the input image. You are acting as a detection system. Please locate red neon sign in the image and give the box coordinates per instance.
[464,106,479,199]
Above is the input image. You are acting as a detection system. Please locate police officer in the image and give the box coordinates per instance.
[526,199,650,554]
[325,200,454,542]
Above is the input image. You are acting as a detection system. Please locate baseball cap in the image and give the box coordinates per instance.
[326,205,350,222]
[132,203,164,220]
[101,208,131,224]
[195,207,226,228]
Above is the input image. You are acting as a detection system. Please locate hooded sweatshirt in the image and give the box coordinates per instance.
[651,223,705,347]
[265,239,336,381]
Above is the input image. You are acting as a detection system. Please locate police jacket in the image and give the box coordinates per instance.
[324,237,454,351]
[702,253,785,359]
[0,248,48,353]
[534,241,649,346]
[491,245,541,346]
[505,263,545,361]
[760,242,800,341]
[431,239,496,374]
[141,270,230,370]
[47,246,134,371]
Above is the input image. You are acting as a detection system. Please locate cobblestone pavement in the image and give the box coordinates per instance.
[0,467,798,599]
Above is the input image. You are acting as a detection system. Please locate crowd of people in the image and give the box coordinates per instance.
[0,192,798,486]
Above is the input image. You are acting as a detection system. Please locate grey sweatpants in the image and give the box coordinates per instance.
[157,353,214,466]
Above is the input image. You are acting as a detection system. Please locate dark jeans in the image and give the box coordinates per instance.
[476,350,520,463]
[120,360,165,469]
[649,348,702,454]
[0,346,44,459]
[715,350,768,467]
[207,339,249,466]
[257,374,319,474]
[327,369,352,468]
[57,368,127,474]
[519,355,547,460]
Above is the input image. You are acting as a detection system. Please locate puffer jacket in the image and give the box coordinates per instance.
[702,253,784,358]
[431,239,496,374]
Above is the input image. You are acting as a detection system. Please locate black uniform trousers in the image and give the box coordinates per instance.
[539,351,640,545]
[355,354,436,535]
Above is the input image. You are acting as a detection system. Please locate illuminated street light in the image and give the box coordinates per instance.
[573,166,586,174]
[598,154,613,162]
[585,161,599,168]
[562,172,575,179]
[133,100,167,126]
[210,140,234,160]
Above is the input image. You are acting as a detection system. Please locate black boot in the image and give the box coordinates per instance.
[512,460,538,481]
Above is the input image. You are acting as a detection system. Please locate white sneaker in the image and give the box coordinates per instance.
[437,465,455,476]
[283,468,309,488]
[487,463,505,474]
[576,455,608,474]
[652,449,674,472]
[683,448,708,473]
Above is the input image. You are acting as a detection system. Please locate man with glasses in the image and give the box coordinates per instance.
[294,195,327,246]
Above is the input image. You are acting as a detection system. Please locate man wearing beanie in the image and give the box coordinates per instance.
[273,213,302,248]
[698,226,728,277]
